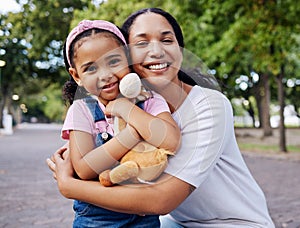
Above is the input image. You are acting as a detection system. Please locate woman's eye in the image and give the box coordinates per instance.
[162,38,173,44]
[135,41,149,47]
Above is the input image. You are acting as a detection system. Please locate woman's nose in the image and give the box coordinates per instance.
[149,41,165,58]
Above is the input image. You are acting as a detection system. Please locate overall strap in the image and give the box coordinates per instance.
[136,100,144,110]
[83,96,113,146]
[84,96,106,122]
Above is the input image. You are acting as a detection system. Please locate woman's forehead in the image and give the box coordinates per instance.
[129,13,174,36]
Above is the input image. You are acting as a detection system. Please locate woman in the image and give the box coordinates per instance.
[48,8,275,227]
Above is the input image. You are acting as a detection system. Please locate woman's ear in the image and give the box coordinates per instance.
[69,67,82,86]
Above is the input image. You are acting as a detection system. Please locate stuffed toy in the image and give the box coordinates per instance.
[99,73,174,186]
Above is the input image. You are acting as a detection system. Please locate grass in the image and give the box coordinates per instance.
[238,143,300,153]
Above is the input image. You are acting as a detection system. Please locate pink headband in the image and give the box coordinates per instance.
[65,19,127,67]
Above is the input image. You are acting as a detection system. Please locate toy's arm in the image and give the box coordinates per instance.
[105,98,180,152]
[69,124,141,180]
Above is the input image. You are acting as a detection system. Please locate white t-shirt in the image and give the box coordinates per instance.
[164,86,274,228]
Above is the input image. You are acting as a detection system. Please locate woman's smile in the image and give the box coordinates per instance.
[145,62,170,71]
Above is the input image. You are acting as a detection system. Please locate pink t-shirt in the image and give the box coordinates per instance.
[61,92,170,143]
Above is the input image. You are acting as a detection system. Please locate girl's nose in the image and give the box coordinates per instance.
[98,69,113,82]
[149,41,165,58]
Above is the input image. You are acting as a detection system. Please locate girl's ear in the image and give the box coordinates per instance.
[69,67,82,86]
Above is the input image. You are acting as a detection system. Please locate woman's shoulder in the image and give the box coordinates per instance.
[177,85,233,118]
[189,85,229,104]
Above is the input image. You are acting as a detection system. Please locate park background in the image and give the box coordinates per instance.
[1,0,300,152]
[1,0,299,154]
[0,1,300,227]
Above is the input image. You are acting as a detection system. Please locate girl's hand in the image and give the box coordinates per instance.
[105,97,134,119]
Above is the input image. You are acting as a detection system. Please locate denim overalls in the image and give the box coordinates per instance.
[72,96,160,228]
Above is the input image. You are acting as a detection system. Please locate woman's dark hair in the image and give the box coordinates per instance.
[122,8,184,49]
[62,28,127,105]
[121,8,220,91]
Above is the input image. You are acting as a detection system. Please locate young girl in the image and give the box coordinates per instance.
[61,19,180,227]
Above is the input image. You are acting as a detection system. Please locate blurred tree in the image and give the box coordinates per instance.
[0,0,88,125]
[192,0,300,151]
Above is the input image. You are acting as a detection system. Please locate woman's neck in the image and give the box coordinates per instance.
[156,80,193,113]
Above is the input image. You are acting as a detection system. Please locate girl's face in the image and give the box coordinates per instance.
[128,13,183,90]
[69,34,130,105]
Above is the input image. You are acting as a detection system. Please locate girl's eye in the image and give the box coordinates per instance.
[108,58,121,66]
[86,65,97,72]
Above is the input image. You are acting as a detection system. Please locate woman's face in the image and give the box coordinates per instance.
[128,13,183,90]
[69,34,130,105]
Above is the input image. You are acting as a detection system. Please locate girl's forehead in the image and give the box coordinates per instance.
[74,36,125,61]
[75,34,122,51]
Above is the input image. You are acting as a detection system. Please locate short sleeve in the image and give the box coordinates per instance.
[61,100,95,140]
[143,91,170,116]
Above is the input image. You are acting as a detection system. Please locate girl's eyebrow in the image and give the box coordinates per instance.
[79,53,123,69]
[105,53,122,61]
[80,61,93,70]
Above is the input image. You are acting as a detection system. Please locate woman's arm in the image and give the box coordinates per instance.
[105,98,181,152]
[48,148,193,215]
[69,124,141,180]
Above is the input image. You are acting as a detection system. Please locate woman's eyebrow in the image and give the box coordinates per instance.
[133,30,175,39]
[133,33,147,39]
[161,30,174,36]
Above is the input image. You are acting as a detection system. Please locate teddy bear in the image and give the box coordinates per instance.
[99,73,174,186]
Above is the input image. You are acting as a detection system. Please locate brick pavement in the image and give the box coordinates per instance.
[0,124,299,228]
[0,123,73,228]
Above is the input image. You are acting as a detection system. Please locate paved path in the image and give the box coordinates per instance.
[0,124,73,228]
[0,124,299,228]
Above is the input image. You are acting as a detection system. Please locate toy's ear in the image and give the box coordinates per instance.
[119,73,141,98]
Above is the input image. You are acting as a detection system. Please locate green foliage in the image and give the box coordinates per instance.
[43,83,65,122]
[21,83,65,122]
[1,0,300,126]
[0,0,87,123]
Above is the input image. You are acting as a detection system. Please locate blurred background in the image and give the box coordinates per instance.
[0,0,299,153]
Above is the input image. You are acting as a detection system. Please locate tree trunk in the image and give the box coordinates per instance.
[253,87,262,128]
[0,87,10,129]
[0,98,4,128]
[242,97,256,128]
[276,67,287,152]
[256,73,272,136]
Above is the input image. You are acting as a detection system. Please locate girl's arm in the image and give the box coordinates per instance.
[105,98,181,152]
[69,124,141,180]
[49,149,193,215]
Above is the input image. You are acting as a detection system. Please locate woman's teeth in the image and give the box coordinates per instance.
[148,63,168,70]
